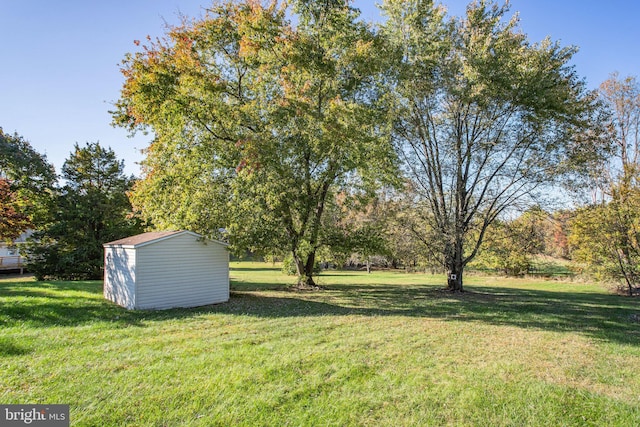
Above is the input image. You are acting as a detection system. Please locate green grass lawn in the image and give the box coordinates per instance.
[1,263,640,426]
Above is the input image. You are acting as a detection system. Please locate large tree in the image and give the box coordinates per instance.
[25,142,142,280]
[113,0,396,287]
[382,0,602,291]
[0,129,56,239]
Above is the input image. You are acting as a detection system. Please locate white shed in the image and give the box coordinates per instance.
[103,230,229,310]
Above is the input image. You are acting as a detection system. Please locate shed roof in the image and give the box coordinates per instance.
[104,231,185,247]
[104,230,228,249]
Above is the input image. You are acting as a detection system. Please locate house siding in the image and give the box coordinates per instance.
[134,233,229,309]
[104,247,137,309]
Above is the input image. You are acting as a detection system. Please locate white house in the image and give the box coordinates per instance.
[103,230,229,310]
[0,230,31,274]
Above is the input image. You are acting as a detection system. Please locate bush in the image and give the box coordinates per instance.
[24,237,104,281]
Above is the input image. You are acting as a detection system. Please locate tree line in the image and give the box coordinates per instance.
[2,0,638,294]
[0,133,143,280]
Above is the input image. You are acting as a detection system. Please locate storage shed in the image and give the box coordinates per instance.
[103,230,229,310]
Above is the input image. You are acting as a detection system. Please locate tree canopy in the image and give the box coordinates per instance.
[113,0,397,287]
[382,0,603,291]
[111,0,611,291]
[0,128,56,194]
[0,177,31,241]
[25,142,142,280]
[0,129,56,239]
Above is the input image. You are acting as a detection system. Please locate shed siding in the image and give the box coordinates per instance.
[104,247,137,309]
[135,233,229,309]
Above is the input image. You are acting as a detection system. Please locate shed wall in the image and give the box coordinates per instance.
[135,233,229,309]
[104,247,137,309]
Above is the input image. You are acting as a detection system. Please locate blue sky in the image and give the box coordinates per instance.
[1,1,639,176]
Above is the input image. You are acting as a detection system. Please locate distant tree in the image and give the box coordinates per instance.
[546,210,572,259]
[25,143,142,280]
[382,0,603,291]
[474,207,547,276]
[570,190,640,295]
[322,191,391,272]
[113,0,396,288]
[0,129,56,236]
[598,73,640,195]
[569,73,640,294]
[388,182,447,273]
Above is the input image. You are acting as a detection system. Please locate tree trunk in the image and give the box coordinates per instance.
[446,241,464,292]
[293,252,306,282]
[292,250,319,289]
[303,251,317,288]
[446,264,464,292]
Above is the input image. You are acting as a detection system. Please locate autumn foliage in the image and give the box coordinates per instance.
[0,178,31,241]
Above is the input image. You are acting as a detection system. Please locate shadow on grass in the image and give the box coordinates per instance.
[0,337,32,357]
[1,278,639,347]
[224,281,640,346]
[0,280,216,330]
[230,266,281,273]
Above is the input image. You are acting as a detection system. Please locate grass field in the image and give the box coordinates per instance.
[1,263,640,426]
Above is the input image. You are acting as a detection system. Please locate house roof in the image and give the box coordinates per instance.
[104,230,229,248]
